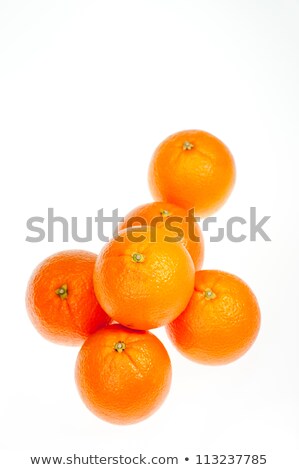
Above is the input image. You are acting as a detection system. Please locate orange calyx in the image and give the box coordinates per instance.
[132,253,144,263]
[182,141,194,150]
[160,209,171,218]
[203,288,216,300]
[114,341,126,353]
[55,284,68,299]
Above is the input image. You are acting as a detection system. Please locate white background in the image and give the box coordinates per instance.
[0,1,298,468]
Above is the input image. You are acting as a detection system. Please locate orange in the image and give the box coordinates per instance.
[75,324,172,425]
[93,226,195,330]
[148,130,236,217]
[26,250,110,346]
[166,270,260,365]
[119,201,204,270]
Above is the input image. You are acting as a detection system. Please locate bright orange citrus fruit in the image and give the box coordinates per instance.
[148,130,236,216]
[119,201,204,270]
[93,226,195,330]
[26,250,110,346]
[75,324,172,424]
[166,270,261,365]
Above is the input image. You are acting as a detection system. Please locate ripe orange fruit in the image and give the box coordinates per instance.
[119,201,204,270]
[26,250,110,346]
[93,226,195,330]
[75,324,172,425]
[148,130,236,217]
[166,270,260,365]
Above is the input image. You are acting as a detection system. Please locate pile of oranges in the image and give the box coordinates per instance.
[26,130,261,425]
